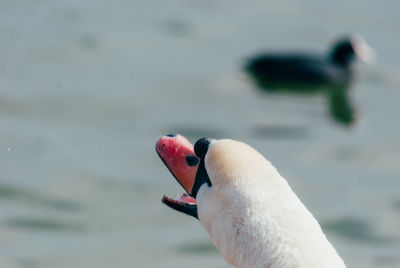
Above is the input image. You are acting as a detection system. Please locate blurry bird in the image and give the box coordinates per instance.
[244,36,375,125]
[245,35,375,90]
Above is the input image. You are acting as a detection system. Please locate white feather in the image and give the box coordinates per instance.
[196,139,346,268]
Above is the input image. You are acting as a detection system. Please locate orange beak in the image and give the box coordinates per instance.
[155,134,199,196]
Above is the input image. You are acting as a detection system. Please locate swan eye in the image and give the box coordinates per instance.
[186,155,199,166]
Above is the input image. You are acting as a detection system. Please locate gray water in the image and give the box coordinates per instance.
[0,1,399,267]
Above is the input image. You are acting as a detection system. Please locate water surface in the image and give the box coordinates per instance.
[0,1,399,267]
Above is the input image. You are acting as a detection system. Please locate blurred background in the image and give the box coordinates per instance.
[0,0,399,267]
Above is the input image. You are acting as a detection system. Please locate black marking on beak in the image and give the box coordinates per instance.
[191,138,214,198]
[194,138,213,159]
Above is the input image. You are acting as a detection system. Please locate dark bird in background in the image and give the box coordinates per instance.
[244,36,376,126]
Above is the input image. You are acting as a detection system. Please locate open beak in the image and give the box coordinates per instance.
[155,134,199,218]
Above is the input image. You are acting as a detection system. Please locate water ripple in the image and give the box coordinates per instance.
[322,217,396,245]
[6,217,85,232]
[0,185,82,212]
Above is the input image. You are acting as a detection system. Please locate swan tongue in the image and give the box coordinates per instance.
[162,194,198,219]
